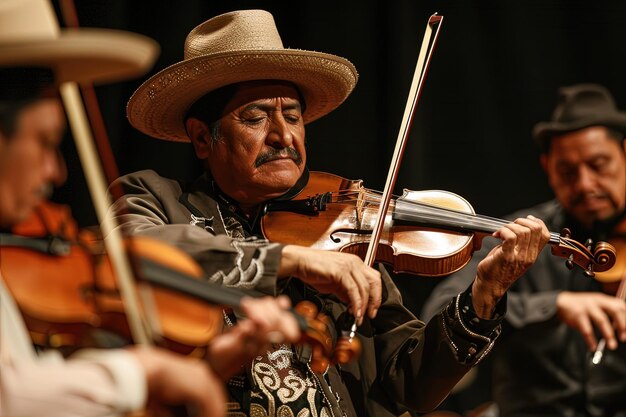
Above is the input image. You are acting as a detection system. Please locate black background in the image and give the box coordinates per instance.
[50,1,626,413]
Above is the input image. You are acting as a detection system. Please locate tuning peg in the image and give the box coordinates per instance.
[561,228,572,239]
[585,238,593,251]
[585,265,595,278]
[565,254,574,270]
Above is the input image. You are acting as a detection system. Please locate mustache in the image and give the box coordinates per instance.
[570,191,609,206]
[255,147,303,168]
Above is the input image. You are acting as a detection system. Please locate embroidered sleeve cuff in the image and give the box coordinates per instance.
[460,283,506,334]
[440,286,506,366]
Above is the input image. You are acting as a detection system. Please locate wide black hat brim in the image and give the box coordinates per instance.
[533,113,626,145]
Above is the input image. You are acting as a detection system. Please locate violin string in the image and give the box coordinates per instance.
[320,189,601,266]
[327,189,565,245]
[321,189,600,263]
[332,189,516,231]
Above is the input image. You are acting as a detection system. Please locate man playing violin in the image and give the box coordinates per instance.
[0,1,302,416]
[109,9,551,417]
[423,84,626,416]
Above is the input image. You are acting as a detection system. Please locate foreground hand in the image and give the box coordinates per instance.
[473,215,550,318]
[130,346,225,417]
[279,245,382,324]
[557,291,626,351]
[206,295,301,380]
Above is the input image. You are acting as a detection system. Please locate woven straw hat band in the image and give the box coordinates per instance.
[184,10,284,60]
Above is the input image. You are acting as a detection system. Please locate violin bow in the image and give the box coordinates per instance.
[354,14,443,333]
[57,0,153,346]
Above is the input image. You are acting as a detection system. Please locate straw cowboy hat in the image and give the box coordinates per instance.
[533,84,626,148]
[0,0,158,84]
[127,9,359,142]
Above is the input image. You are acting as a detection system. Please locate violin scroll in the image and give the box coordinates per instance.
[593,241,619,271]
[552,233,616,276]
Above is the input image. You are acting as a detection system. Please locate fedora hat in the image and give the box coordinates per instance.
[127,9,359,142]
[0,0,158,84]
[533,84,626,148]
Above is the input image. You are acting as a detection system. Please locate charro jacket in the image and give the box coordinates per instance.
[107,169,505,417]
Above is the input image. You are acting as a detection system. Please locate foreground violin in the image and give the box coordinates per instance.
[262,171,617,277]
[0,201,358,372]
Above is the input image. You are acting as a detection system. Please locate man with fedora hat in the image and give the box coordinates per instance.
[108,9,552,417]
[0,1,304,416]
[423,83,626,416]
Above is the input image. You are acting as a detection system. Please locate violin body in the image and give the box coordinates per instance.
[0,201,223,355]
[1,202,103,347]
[263,171,479,276]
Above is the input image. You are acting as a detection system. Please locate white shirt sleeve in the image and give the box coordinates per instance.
[1,349,147,417]
[1,276,147,417]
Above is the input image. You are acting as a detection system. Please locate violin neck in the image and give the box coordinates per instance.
[139,257,253,307]
[392,199,561,245]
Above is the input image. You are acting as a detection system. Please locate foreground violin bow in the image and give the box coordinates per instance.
[362,13,443,271]
[354,13,443,335]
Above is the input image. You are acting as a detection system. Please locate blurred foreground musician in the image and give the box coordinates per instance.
[0,1,300,416]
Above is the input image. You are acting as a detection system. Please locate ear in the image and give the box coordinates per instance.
[186,118,212,159]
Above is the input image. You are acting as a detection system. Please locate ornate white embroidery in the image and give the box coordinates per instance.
[267,345,294,370]
[189,214,214,233]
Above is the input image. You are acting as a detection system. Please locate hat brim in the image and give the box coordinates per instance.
[0,28,159,85]
[126,49,358,142]
[533,114,626,145]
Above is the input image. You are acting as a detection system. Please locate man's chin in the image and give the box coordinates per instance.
[576,208,619,230]
[260,165,302,182]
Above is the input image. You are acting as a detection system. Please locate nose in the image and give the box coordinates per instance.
[574,165,596,193]
[45,149,67,187]
[265,113,294,149]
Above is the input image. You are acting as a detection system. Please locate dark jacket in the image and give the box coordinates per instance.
[422,200,626,417]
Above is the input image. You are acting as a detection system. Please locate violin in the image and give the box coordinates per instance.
[262,171,617,277]
[0,201,358,373]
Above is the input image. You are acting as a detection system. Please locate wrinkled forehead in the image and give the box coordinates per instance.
[185,80,306,127]
[223,80,303,113]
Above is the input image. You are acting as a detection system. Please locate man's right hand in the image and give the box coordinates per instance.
[556,291,626,351]
[130,346,226,417]
[279,245,382,324]
[206,295,301,380]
